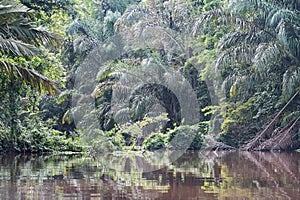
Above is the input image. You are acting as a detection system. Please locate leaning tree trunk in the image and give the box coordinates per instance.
[241,91,299,151]
[255,118,300,151]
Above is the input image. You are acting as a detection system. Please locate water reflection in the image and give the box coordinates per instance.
[0,151,299,199]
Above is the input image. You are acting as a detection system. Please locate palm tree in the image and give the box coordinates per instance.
[0,1,61,148]
[195,0,300,100]
[85,1,200,132]
[193,0,300,147]
[0,1,59,95]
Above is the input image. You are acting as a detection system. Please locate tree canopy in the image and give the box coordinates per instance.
[0,0,299,153]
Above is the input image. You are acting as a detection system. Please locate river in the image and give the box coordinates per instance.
[0,151,299,199]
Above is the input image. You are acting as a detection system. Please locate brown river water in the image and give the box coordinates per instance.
[0,151,299,199]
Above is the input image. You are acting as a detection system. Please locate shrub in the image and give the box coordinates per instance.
[83,128,125,153]
[143,133,167,150]
[18,128,82,153]
[168,125,204,150]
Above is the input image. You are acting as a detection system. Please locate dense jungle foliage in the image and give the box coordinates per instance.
[0,0,299,153]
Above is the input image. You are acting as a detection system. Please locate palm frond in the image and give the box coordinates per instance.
[114,107,131,124]
[0,21,60,46]
[252,42,283,77]
[209,0,300,103]
[216,44,255,69]
[219,30,272,50]
[221,73,237,95]
[0,2,32,16]
[130,94,156,121]
[0,1,60,46]
[277,20,300,59]
[0,36,39,56]
[0,58,59,95]
[222,73,253,98]
[282,67,300,99]
[267,8,298,27]
[92,81,114,99]
[193,2,273,37]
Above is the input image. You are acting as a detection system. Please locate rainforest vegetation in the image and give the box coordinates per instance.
[0,0,299,153]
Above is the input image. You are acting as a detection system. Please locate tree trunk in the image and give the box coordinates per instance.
[241,91,299,151]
